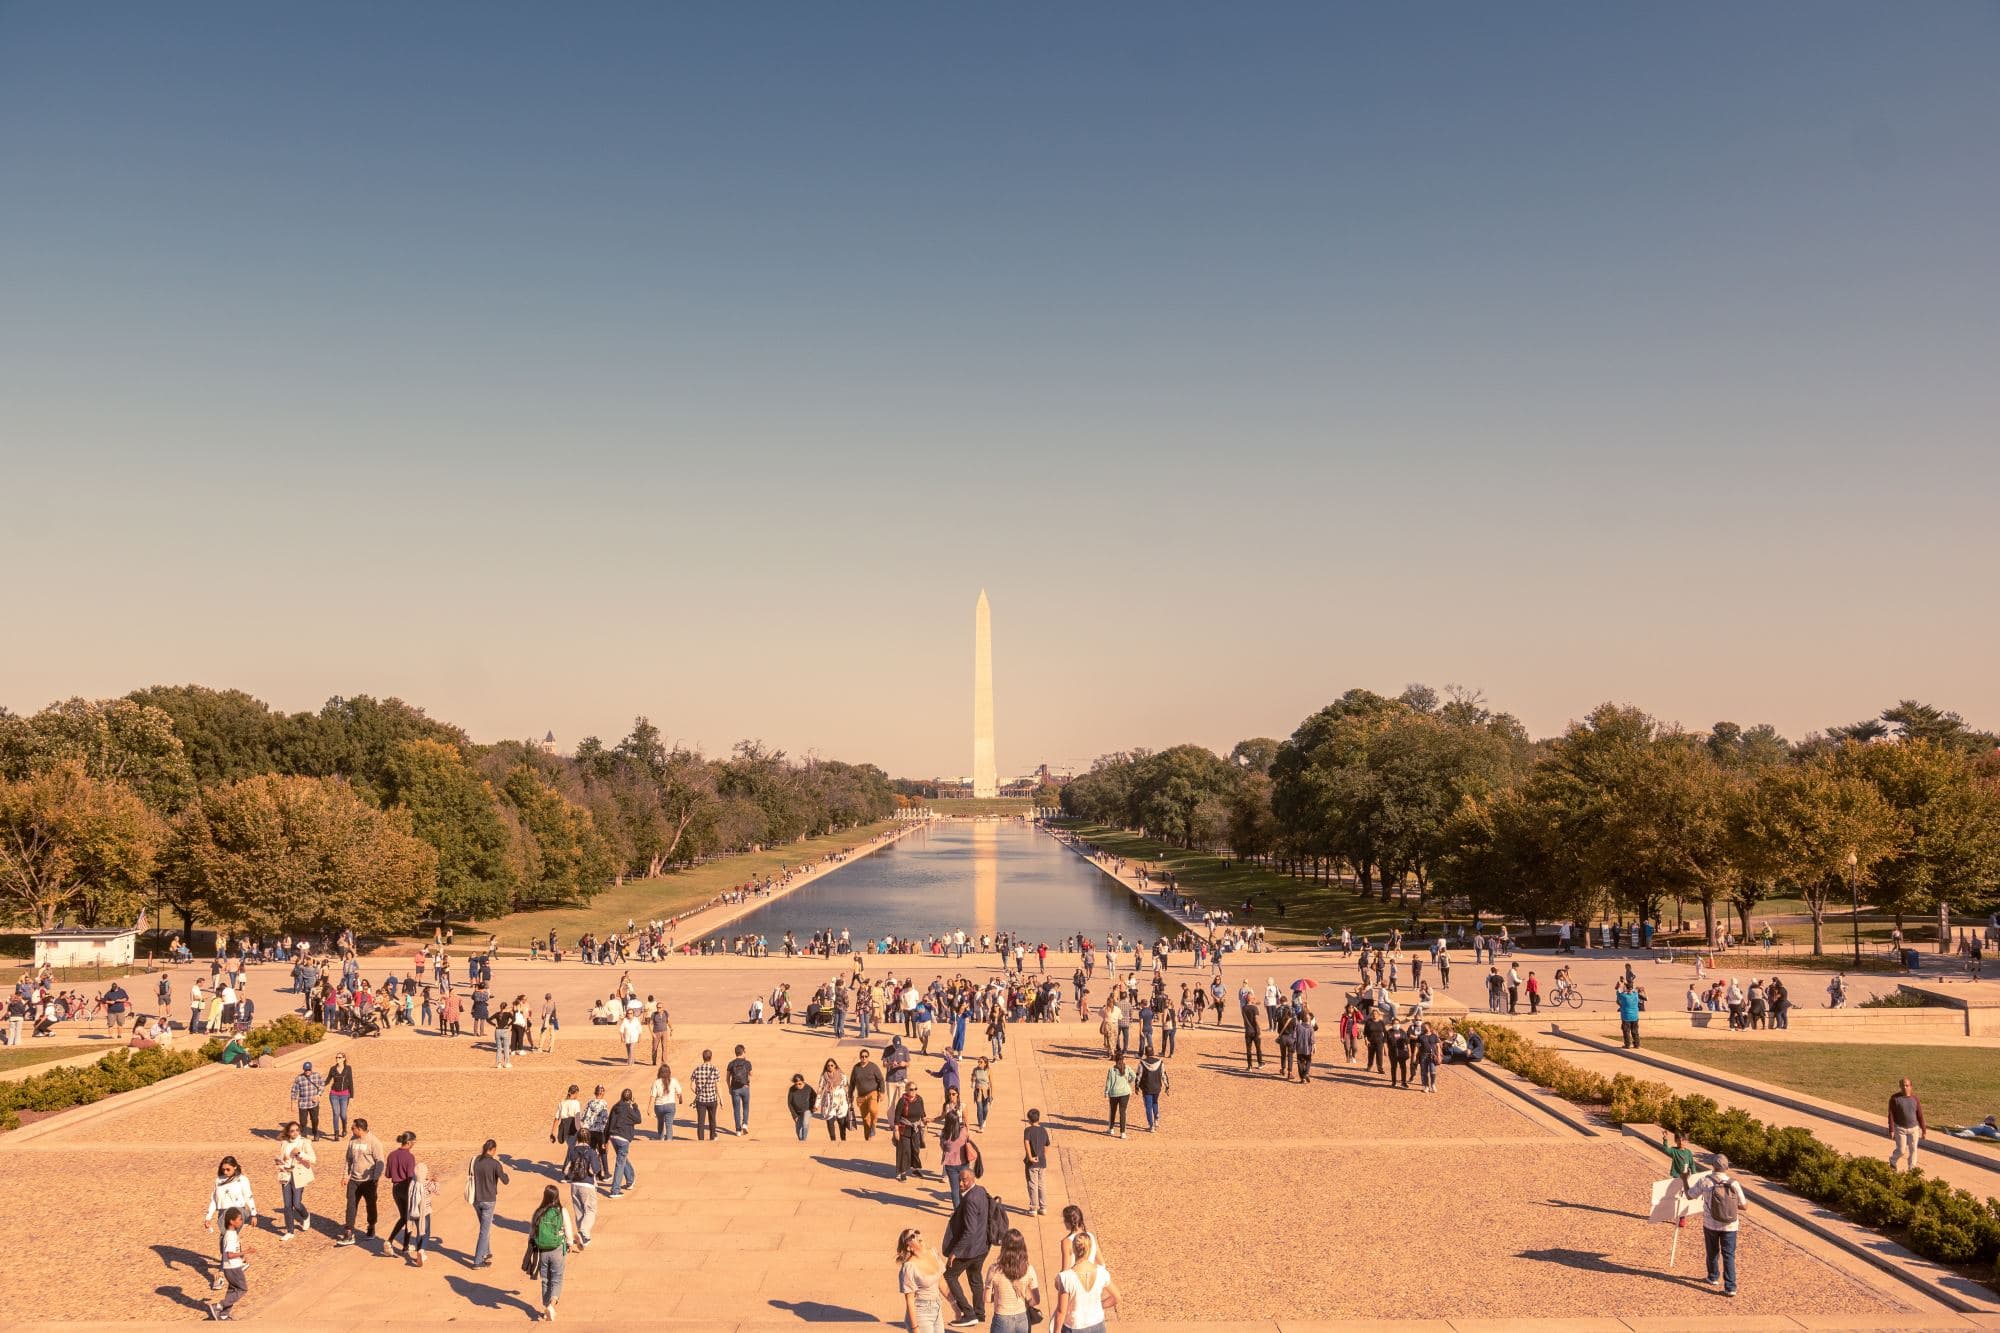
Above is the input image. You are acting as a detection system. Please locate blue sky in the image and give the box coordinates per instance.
[2,3,1995,776]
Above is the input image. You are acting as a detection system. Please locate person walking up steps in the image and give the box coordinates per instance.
[1022,1109,1049,1217]
[728,1044,754,1136]
[1889,1077,1927,1171]
[1689,1154,1748,1298]
[204,1207,250,1321]
[692,1050,722,1141]
[335,1119,382,1248]
[941,1165,993,1328]
[274,1122,315,1240]
[203,1156,257,1291]
[468,1138,508,1268]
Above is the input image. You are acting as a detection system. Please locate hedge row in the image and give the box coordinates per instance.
[0,1014,326,1131]
[1465,1022,2000,1281]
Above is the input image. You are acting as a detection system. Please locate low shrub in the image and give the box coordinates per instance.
[1464,1021,2000,1277]
[0,1016,326,1132]
[1861,990,1939,1009]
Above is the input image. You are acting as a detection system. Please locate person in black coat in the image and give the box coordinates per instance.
[941,1166,992,1327]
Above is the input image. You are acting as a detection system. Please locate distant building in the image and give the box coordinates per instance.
[534,730,557,755]
[34,926,137,969]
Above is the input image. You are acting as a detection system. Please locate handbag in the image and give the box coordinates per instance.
[521,1237,542,1279]
[463,1159,477,1206]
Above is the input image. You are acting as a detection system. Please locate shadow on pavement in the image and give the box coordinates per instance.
[769,1299,880,1321]
[445,1275,539,1316]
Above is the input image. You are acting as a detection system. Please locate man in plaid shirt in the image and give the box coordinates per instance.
[690,1050,721,1141]
[291,1062,326,1140]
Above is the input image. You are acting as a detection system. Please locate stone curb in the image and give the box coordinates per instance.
[1556,1027,2000,1180]
[1459,1055,1602,1138]
[0,1033,336,1148]
[1611,1122,2000,1316]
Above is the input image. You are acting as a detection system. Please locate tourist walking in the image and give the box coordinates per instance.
[562,1130,603,1246]
[469,1138,509,1267]
[972,1056,993,1130]
[404,1161,433,1266]
[493,999,514,1068]
[1689,1154,1748,1297]
[692,1051,722,1141]
[650,1064,682,1141]
[1103,1054,1134,1138]
[274,1122,316,1240]
[551,1084,582,1152]
[607,1088,641,1195]
[326,1053,354,1138]
[1136,1052,1169,1127]
[1022,1109,1049,1217]
[618,1006,642,1063]
[1284,1010,1314,1084]
[788,1073,817,1142]
[203,1156,257,1290]
[1052,1234,1119,1333]
[1889,1077,1927,1171]
[528,1184,579,1322]
[1239,999,1264,1070]
[290,1061,325,1140]
[386,1131,419,1257]
[984,1228,1041,1333]
[818,1058,851,1140]
[850,1049,885,1140]
[897,1226,949,1333]
[893,1080,930,1180]
[728,1044,754,1135]
[649,1000,672,1064]
[205,1207,250,1321]
[335,1119,383,1247]
[941,1165,993,1328]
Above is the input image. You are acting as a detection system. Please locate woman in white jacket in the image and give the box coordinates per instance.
[203,1156,257,1290]
[274,1123,316,1240]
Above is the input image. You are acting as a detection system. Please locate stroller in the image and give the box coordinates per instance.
[348,1010,385,1038]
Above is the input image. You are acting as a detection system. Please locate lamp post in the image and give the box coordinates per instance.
[1846,850,1862,966]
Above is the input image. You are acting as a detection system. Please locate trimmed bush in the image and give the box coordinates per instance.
[1463,1022,2000,1277]
[0,1016,326,1132]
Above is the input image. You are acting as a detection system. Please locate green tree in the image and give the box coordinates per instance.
[0,697,197,815]
[0,762,162,930]
[1737,752,1903,955]
[124,685,286,783]
[165,774,438,937]
[500,766,614,908]
[383,739,520,924]
[1833,739,2000,928]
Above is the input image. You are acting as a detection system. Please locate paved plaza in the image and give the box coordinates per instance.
[0,954,1968,1329]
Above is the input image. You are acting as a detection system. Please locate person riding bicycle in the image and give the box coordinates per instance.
[1550,967,1578,1006]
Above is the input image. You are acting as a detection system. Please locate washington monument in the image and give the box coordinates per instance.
[972,589,997,797]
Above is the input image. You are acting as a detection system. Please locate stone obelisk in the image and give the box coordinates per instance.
[972,589,997,797]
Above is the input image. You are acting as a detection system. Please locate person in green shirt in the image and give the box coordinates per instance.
[1662,1129,1696,1180]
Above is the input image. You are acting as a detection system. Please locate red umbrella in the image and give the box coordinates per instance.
[1291,978,1318,991]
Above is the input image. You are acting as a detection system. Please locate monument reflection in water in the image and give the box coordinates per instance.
[713,820,1168,944]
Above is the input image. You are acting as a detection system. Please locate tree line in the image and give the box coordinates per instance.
[1060,688,2000,953]
[0,687,896,938]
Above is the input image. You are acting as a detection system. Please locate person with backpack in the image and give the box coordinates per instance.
[940,1165,996,1329]
[1689,1154,1747,1297]
[527,1183,579,1322]
[1135,1053,1169,1128]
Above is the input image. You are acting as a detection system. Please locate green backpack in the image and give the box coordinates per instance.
[533,1206,566,1251]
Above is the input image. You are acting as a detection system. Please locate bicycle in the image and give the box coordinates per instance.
[1552,982,1584,1010]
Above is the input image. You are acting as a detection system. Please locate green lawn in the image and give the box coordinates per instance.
[465,820,900,948]
[1066,825,1426,942]
[1647,1038,2000,1128]
[925,798,1037,816]
[0,1043,101,1076]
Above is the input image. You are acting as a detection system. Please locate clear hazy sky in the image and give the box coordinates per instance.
[2,4,1995,779]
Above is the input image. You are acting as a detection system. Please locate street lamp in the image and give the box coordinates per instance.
[1846,849,1862,966]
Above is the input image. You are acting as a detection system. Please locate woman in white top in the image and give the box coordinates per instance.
[618,1011,643,1064]
[203,1156,257,1291]
[983,1228,1041,1333]
[650,1064,683,1141]
[273,1123,316,1240]
[817,1058,851,1141]
[551,1084,583,1149]
[1052,1233,1118,1333]
[1058,1205,1098,1268]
